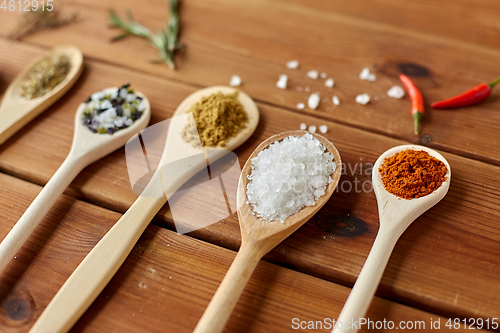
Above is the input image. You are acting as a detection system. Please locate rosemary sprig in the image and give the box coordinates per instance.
[109,0,182,69]
[9,6,78,40]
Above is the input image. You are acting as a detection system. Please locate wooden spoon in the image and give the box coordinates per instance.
[0,87,151,277]
[0,45,83,145]
[28,86,259,333]
[193,130,343,333]
[333,144,451,333]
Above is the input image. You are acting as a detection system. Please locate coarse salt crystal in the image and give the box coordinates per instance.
[286,60,299,69]
[319,125,328,133]
[307,70,319,80]
[359,67,376,81]
[332,95,340,105]
[305,87,310,92]
[297,103,305,110]
[229,75,241,87]
[100,99,112,110]
[137,101,146,112]
[324,78,334,88]
[276,74,288,89]
[308,125,316,133]
[356,93,370,105]
[126,93,136,102]
[300,123,307,130]
[320,72,328,79]
[387,85,405,99]
[308,93,320,109]
[91,90,106,101]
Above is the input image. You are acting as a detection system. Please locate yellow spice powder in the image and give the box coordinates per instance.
[181,92,248,148]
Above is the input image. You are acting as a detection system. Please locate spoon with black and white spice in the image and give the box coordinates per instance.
[332,145,451,333]
[0,85,151,277]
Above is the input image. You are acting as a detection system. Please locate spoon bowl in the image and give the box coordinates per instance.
[0,87,151,277]
[28,86,259,333]
[0,45,83,145]
[194,130,342,333]
[237,130,342,255]
[372,144,451,235]
[333,144,451,333]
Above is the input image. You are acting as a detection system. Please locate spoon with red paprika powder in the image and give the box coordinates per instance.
[333,145,450,333]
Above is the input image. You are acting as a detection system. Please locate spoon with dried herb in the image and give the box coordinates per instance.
[0,85,151,278]
[0,45,83,145]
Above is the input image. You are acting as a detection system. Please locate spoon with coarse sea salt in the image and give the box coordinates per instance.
[194,130,343,333]
[28,86,259,333]
[0,46,83,145]
[0,86,151,277]
[332,144,451,333]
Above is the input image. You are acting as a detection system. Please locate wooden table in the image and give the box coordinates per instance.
[1,0,499,332]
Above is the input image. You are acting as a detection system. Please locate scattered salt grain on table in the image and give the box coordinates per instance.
[229,75,241,87]
[332,95,340,105]
[286,60,299,69]
[276,74,288,89]
[320,72,328,79]
[387,85,405,99]
[297,103,305,110]
[319,125,328,133]
[325,78,334,88]
[359,67,376,82]
[307,70,319,79]
[308,125,317,133]
[308,93,320,109]
[356,93,370,105]
[300,123,307,130]
[246,134,336,222]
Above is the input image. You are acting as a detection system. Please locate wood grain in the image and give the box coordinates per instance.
[0,0,499,163]
[1,40,500,324]
[0,173,473,332]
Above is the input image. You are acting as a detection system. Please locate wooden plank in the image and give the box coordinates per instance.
[0,41,499,323]
[0,173,473,332]
[1,0,500,163]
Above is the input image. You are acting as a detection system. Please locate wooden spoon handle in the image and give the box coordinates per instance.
[28,195,167,333]
[333,229,399,333]
[194,242,263,333]
[0,155,84,276]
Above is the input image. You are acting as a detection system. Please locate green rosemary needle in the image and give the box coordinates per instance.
[109,0,182,69]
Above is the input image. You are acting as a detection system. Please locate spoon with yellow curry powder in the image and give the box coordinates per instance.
[28,86,259,333]
[0,85,151,278]
[333,145,451,333]
[0,46,83,145]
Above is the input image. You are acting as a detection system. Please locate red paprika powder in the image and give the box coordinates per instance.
[379,150,448,199]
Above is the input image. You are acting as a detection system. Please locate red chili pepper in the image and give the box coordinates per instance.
[399,74,424,135]
[431,75,500,109]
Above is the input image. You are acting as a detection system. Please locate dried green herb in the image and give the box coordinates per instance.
[20,54,71,99]
[9,6,78,40]
[109,0,182,69]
